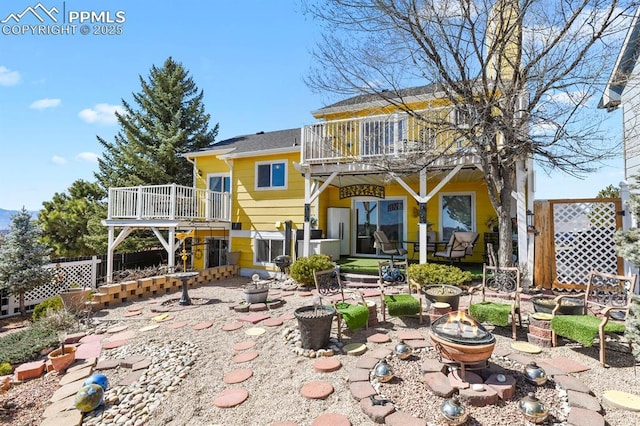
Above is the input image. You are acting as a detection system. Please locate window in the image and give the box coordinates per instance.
[255,238,284,264]
[256,161,287,189]
[452,106,476,128]
[440,193,475,242]
[208,174,230,192]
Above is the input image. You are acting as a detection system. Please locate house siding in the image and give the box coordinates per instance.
[622,62,640,180]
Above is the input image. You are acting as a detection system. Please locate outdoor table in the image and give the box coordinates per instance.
[168,272,199,305]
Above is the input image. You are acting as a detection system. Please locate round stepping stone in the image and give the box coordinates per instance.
[106,325,128,334]
[139,324,159,332]
[245,327,266,336]
[222,322,244,331]
[223,368,254,384]
[343,343,367,356]
[108,330,136,341]
[299,291,313,297]
[233,340,257,351]
[193,321,213,330]
[232,350,259,364]
[280,291,294,297]
[127,305,143,312]
[124,311,141,317]
[603,390,640,411]
[367,333,391,343]
[102,339,127,350]
[279,313,296,321]
[314,358,342,373]
[213,388,249,408]
[270,423,298,426]
[510,341,542,354]
[311,413,351,426]
[262,317,284,327]
[300,381,334,400]
[167,321,188,330]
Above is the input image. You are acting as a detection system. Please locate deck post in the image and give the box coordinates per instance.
[106,226,115,283]
[419,168,428,264]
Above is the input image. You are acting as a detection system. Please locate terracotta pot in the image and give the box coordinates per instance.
[48,346,76,372]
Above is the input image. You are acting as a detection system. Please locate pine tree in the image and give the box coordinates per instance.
[95,57,218,188]
[0,208,53,316]
[616,177,640,362]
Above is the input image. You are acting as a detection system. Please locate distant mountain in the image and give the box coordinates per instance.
[0,209,39,231]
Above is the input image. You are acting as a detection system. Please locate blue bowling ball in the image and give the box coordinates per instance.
[83,373,109,391]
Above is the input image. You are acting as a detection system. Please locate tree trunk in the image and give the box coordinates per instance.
[496,169,515,267]
[19,291,26,317]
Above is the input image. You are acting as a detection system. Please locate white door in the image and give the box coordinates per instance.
[327,207,350,256]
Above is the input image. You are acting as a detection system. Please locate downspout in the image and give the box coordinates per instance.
[184,155,197,186]
[222,157,234,250]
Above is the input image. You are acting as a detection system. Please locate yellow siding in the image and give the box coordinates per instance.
[194,156,231,190]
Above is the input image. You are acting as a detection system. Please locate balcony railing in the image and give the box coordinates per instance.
[302,110,472,164]
[107,184,231,222]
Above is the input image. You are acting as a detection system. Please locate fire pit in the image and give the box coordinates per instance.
[429,310,496,367]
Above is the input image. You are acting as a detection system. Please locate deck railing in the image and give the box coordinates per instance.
[302,109,472,164]
[107,184,231,221]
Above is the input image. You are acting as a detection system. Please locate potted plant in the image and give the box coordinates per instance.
[48,336,76,373]
[408,263,472,311]
[59,283,92,313]
[531,294,584,315]
[243,280,269,304]
[294,296,336,350]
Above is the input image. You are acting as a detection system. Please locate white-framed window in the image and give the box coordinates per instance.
[255,160,287,190]
[439,192,476,242]
[255,238,284,264]
[451,105,476,128]
[208,174,230,192]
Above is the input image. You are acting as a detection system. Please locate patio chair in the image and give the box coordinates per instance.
[550,270,637,367]
[373,230,408,263]
[313,268,369,342]
[411,231,437,260]
[468,264,522,340]
[378,260,423,323]
[433,231,479,263]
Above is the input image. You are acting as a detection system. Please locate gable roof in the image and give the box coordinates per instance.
[600,7,640,110]
[184,128,301,158]
[312,83,445,116]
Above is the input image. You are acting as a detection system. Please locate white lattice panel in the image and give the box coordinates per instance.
[0,258,100,318]
[553,201,618,287]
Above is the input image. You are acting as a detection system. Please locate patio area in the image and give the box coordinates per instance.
[3,275,640,426]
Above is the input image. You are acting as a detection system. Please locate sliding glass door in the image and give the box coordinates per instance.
[354,199,405,255]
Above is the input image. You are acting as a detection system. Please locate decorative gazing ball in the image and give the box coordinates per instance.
[374,359,394,382]
[83,373,109,391]
[74,384,104,413]
[394,341,412,360]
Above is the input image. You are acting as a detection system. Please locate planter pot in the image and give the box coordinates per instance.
[422,285,462,311]
[60,289,92,313]
[48,346,76,372]
[226,251,241,266]
[531,295,584,315]
[294,306,336,350]
[243,287,269,304]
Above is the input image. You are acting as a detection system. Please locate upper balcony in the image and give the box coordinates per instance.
[107,184,231,222]
[301,109,475,167]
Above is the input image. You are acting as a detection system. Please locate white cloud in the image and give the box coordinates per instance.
[0,66,20,86]
[75,152,99,163]
[51,155,67,165]
[30,98,61,109]
[78,103,123,125]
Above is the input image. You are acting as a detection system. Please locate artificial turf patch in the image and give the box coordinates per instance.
[469,302,511,326]
[384,294,420,317]
[551,315,626,346]
[335,302,369,330]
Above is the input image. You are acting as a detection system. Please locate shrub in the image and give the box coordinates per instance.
[289,254,334,287]
[0,322,61,364]
[32,296,63,322]
[407,263,472,287]
[0,362,12,376]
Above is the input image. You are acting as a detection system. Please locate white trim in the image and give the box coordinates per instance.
[253,234,286,266]
[183,148,236,158]
[438,192,476,241]
[255,159,288,191]
[206,172,231,192]
[220,146,299,159]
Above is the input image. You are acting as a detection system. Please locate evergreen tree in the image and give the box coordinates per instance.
[38,180,105,257]
[616,177,640,361]
[0,208,53,316]
[95,57,218,188]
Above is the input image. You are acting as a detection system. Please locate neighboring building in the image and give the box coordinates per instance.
[600,7,640,180]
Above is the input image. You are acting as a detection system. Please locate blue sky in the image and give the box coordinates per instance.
[0,0,625,211]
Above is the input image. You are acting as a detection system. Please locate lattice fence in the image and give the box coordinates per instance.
[0,257,101,318]
[552,200,620,289]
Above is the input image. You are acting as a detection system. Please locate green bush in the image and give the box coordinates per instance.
[0,362,12,376]
[0,322,61,364]
[407,263,472,287]
[289,254,334,287]
[32,295,63,322]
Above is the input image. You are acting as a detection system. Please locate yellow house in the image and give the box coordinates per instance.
[103,83,534,282]
[103,0,534,282]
